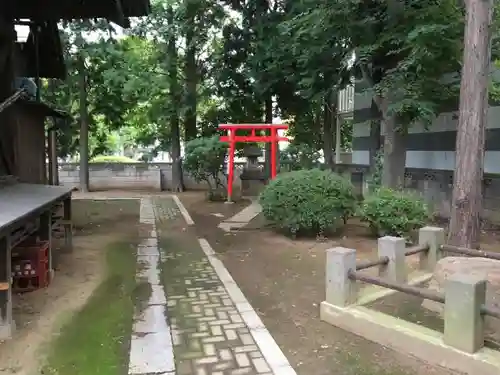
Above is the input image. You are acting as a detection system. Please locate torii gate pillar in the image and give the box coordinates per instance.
[219,123,288,202]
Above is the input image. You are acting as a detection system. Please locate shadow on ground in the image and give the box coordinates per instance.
[178,192,456,375]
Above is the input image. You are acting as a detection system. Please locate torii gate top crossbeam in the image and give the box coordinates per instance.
[218,123,289,201]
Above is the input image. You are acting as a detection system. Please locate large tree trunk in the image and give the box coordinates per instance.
[183,2,198,141]
[167,6,184,193]
[368,99,382,173]
[263,95,273,178]
[322,92,335,170]
[376,96,406,189]
[448,0,493,250]
[77,53,89,193]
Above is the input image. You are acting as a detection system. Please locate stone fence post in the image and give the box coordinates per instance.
[325,247,357,307]
[418,226,445,271]
[443,273,487,353]
[378,236,407,283]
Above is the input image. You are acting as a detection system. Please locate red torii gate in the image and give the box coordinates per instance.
[219,123,289,201]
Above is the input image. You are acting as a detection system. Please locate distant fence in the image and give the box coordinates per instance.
[58,162,246,191]
[57,161,500,223]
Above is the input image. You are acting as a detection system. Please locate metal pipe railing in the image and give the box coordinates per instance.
[405,244,429,256]
[349,270,500,319]
[356,256,389,270]
[349,270,445,303]
[440,244,500,261]
[355,244,429,271]
[0,88,27,115]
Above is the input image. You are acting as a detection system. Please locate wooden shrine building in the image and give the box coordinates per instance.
[0,0,150,340]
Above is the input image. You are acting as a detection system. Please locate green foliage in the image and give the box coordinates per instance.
[345,0,464,127]
[259,169,358,236]
[359,188,430,238]
[183,136,227,192]
[44,0,500,195]
[42,20,132,158]
[280,143,321,171]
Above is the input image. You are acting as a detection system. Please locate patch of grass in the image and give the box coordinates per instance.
[90,155,138,163]
[43,240,141,375]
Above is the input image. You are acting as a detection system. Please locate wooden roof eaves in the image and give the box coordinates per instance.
[21,21,66,79]
[7,0,151,28]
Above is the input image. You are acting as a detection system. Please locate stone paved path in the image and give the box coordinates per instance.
[129,197,175,375]
[130,196,296,375]
[217,200,261,232]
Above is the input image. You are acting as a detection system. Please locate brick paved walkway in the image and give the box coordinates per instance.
[128,197,295,375]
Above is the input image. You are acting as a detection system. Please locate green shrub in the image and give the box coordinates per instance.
[359,187,430,237]
[280,143,321,171]
[259,168,357,235]
[90,155,138,163]
[183,136,227,199]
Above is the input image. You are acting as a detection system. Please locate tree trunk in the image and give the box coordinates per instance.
[77,53,89,193]
[263,95,273,178]
[167,6,184,193]
[375,96,406,189]
[322,93,335,170]
[368,99,382,174]
[183,3,198,141]
[448,0,493,250]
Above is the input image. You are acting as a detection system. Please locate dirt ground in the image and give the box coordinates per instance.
[0,198,140,375]
[177,191,500,375]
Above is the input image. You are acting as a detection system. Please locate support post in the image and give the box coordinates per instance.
[0,236,13,339]
[418,227,445,271]
[50,127,59,185]
[38,210,53,278]
[48,129,54,185]
[325,247,357,307]
[227,129,235,203]
[335,115,342,164]
[378,236,407,283]
[270,127,277,179]
[63,197,73,252]
[444,274,486,353]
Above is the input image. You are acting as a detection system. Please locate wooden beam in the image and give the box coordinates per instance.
[108,0,130,28]
[8,0,149,24]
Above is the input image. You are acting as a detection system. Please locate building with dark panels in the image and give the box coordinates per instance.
[0,0,150,340]
[351,77,500,221]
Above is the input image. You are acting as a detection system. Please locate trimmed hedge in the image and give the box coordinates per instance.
[359,187,430,237]
[259,168,357,235]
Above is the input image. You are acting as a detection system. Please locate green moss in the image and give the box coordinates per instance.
[43,240,141,375]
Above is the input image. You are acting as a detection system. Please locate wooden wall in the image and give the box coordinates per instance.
[12,103,47,184]
[0,19,16,177]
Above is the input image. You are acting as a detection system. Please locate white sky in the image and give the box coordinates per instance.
[15,24,30,42]
[14,20,126,43]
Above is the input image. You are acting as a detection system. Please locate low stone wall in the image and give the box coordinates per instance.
[58,162,242,191]
[58,162,500,223]
[341,165,500,224]
[59,163,163,191]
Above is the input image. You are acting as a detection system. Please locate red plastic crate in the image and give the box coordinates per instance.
[12,241,50,293]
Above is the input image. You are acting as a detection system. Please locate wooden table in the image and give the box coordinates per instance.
[0,183,73,340]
